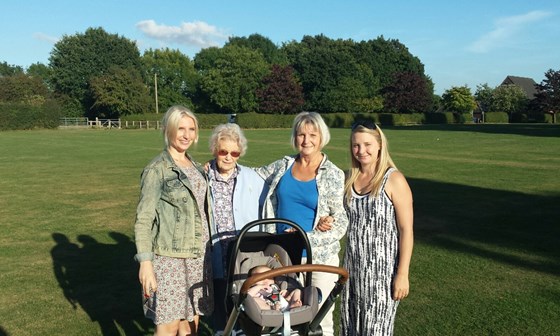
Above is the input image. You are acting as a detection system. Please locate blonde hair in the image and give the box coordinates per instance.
[344,123,397,203]
[290,112,330,151]
[161,105,199,148]
[209,123,248,157]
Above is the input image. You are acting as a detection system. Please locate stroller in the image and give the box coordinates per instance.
[221,218,349,336]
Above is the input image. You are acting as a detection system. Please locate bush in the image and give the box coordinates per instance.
[0,101,62,130]
[485,112,509,123]
[236,112,294,129]
[425,112,454,124]
[322,113,362,128]
[402,113,425,125]
[510,113,528,123]
[543,113,559,124]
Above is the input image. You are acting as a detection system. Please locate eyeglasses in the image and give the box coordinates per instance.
[217,149,241,158]
[351,120,377,131]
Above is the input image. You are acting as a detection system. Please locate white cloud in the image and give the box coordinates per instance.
[467,10,553,53]
[136,19,228,48]
[33,32,59,44]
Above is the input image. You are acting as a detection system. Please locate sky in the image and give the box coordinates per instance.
[1,0,559,95]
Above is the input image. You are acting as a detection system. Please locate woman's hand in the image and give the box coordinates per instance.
[139,260,157,297]
[392,273,409,301]
[316,216,334,232]
[203,160,211,172]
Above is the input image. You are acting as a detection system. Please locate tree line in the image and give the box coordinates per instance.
[0,27,558,121]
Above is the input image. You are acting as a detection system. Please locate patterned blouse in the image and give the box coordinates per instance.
[208,164,239,273]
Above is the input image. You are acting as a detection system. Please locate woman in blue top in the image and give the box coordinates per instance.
[254,111,348,336]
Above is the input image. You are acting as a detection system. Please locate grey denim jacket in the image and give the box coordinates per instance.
[134,149,211,262]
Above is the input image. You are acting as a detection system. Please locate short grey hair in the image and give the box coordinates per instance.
[290,111,330,150]
[161,105,199,147]
[209,123,248,157]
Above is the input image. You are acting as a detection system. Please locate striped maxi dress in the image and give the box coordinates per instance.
[341,168,400,336]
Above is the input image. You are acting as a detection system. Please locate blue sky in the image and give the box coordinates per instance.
[1,0,558,94]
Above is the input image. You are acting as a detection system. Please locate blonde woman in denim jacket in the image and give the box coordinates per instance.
[134,106,213,336]
[254,112,348,336]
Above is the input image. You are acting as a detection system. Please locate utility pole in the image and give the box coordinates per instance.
[154,73,159,114]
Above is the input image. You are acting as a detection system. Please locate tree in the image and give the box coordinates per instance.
[142,48,198,112]
[282,34,428,113]
[327,76,371,113]
[89,66,151,118]
[49,27,143,115]
[0,74,49,105]
[0,61,24,76]
[257,64,304,114]
[193,47,222,72]
[474,83,494,113]
[226,34,287,65]
[355,37,426,90]
[26,62,53,91]
[491,84,528,118]
[535,68,560,116]
[26,62,52,79]
[442,86,476,113]
[283,35,369,112]
[382,72,433,113]
[198,45,269,114]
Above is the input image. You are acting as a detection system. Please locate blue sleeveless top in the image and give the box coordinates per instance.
[276,164,318,233]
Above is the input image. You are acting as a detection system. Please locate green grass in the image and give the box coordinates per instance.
[0,124,559,335]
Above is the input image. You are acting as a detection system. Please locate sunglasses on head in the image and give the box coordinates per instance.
[351,120,377,131]
[217,149,241,158]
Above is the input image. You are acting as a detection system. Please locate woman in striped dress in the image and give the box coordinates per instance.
[341,121,414,336]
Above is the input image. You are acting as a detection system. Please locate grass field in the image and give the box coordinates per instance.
[0,124,559,335]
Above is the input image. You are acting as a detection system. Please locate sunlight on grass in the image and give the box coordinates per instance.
[0,125,558,335]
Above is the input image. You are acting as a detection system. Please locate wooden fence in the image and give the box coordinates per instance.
[60,118,161,129]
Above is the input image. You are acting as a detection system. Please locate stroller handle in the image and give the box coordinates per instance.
[239,264,349,295]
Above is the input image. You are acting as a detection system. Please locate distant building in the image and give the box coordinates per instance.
[500,76,538,99]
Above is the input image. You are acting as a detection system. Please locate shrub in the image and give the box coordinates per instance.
[236,112,293,129]
[425,112,454,124]
[485,112,509,123]
[0,101,62,130]
[510,113,528,123]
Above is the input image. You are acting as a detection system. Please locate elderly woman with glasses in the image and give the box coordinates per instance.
[207,123,268,332]
[254,111,348,336]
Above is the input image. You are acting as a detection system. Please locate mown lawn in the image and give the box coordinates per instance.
[0,124,558,335]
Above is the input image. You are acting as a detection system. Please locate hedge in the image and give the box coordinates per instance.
[0,101,62,130]
[122,111,475,129]
[484,112,509,123]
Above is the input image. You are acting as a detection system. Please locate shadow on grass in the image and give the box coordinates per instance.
[409,177,560,276]
[387,124,560,138]
[51,231,153,335]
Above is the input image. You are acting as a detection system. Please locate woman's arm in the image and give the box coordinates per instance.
[307,167,348,245]
[252,158,284,185]
[134,167,163,295]
[386,171,414,301]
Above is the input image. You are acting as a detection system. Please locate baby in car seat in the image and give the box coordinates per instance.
[246,265,303,311]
